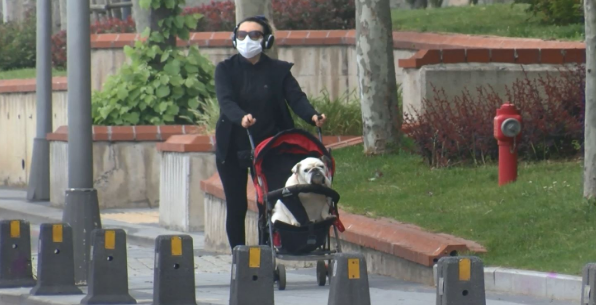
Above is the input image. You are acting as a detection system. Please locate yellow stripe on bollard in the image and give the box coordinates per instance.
[348,258,360,279]
[52,224,63,243]
[10,220,20,238]
[105,230,116,249]
[249,247,261,268]
[459,258,471,281]
[171,236,182,256]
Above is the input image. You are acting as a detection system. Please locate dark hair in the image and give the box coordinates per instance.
[236,15,273,36]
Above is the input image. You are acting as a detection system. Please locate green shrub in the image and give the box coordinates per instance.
[0,10,36,71]
[514,0,583,25]
[186,89,364,136]
[91,0,215,126]
[290,89,363,136]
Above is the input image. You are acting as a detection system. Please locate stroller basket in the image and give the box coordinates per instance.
[267,184,341,254]
[273,217,337,254]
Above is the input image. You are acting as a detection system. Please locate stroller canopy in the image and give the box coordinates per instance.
[252,129,335,205]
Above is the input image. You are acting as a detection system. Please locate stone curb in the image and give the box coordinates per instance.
[433,264,582,303]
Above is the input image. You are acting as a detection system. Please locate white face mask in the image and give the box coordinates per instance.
[236,38,263,59]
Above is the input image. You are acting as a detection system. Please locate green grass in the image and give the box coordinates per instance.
[332,143,591,275]
[0,68,67,80]
[392,3,585,41]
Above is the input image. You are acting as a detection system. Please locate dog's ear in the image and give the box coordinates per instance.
[320,155,331,169]
[291,162,301,174]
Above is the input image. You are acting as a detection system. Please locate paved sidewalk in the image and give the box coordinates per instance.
[0,189,577,305]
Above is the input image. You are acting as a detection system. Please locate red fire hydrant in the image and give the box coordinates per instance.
[493,103,522,186]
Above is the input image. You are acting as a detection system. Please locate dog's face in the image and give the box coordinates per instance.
[291,157,331,187]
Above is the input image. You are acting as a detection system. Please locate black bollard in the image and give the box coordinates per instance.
[0,220,36,288]
[30,223,83,295]
[80,229,136,304]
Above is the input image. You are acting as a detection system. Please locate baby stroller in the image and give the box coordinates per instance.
[247,127,345,290]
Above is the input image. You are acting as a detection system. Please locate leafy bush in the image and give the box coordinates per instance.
[91,0,216,126]
[51,16,137,69]
[291,89,362,135]
[187,89,363,136]
[272,0,355,30]
[514,0,583,25]
[183,0,355,31]
[90,15,137,33]
[182,1,236,31]
[0,10,37,71]
[403,64,584,168]
[51,31,67,69]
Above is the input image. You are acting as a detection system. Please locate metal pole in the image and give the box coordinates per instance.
[27,0,52,202]
[63,0,102,286]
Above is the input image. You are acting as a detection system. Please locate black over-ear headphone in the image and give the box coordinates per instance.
[231,15,275,50]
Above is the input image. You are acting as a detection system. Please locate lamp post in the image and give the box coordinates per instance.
[63,0,102,285]
[27,0,53,202]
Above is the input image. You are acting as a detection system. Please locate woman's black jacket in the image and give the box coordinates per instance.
[214,53,319,163]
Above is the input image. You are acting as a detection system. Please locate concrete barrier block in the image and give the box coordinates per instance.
[153,235,197,305]
[436,256,485,305]
[327,252,371,305]
[582,263,596,305]
[0,220,36,288]
[229,245,274,305]
[80,229,136,304]
[30,223,82,295]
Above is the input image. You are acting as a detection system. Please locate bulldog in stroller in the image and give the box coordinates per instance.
[248,128,346,290]
[271,157,334,226]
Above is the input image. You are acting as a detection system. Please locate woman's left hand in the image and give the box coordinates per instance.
[312,114,326,127]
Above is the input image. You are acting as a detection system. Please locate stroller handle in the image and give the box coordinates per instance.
[246,116,324,152]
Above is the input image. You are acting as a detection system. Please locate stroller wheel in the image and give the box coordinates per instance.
[276,264,286,291]
[316,260,327,286]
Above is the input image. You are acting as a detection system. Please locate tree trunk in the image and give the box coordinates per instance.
[356,0,402,155]
[235,0,278,59]
[59,0,67,30]
[411,0,428,9]
[131,0,150,33]
[584,0,596,199]
[2,0,35,22]
[52,0,62,34]
[150,6,176,50]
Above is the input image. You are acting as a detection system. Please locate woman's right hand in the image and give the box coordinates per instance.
[241,114,257,128]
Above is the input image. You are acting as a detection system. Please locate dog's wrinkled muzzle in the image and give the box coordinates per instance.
[310,169,326,185]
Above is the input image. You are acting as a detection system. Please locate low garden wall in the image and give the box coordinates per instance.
[398,48,585,116]
[46,125,199,209]
[0,30,586,187]
[0,79,67,187]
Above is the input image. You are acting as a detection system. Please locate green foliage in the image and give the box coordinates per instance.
[182,97,220,134]
[0,68,66,80]
[391,3,584,41]
[0,11,37,71]
[186,89,364,136]
[92,0,216,125]
[514,0,583,25]
[290,89,363,136]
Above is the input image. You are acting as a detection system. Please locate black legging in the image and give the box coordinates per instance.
[216,150,257,253]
